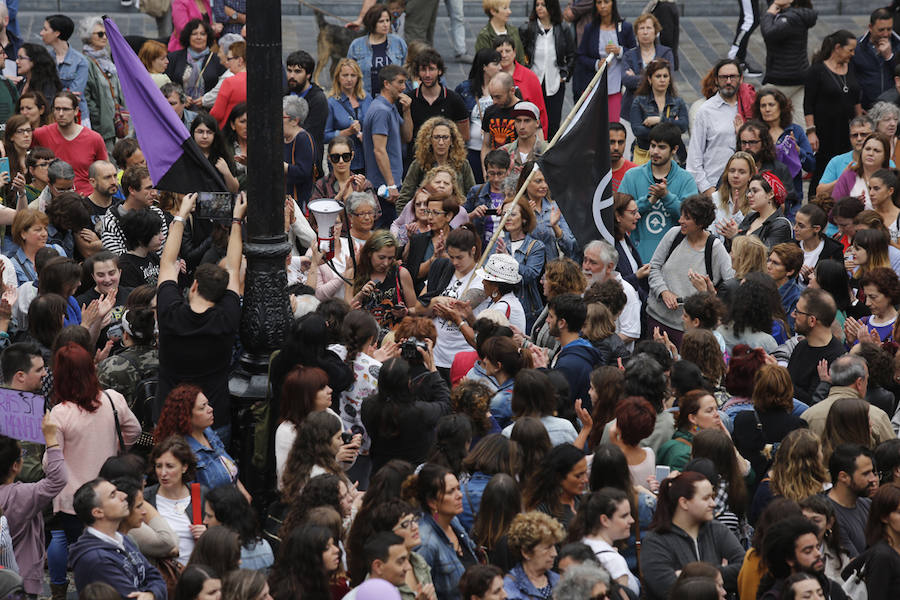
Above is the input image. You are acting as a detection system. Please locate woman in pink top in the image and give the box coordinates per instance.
[45,342,141,598]
[169,0,221,51]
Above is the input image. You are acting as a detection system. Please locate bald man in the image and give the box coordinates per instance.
[480,72,521,169]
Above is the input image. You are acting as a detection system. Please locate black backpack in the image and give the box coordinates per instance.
[663,232,720,287]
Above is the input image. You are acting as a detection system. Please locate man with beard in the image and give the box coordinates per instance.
[408,48,469,148]
[736,120,798,210]
[757,516,848,600]
[480,72,520,169]
[610,122,635,193]
[786,288,845,405]
[616,122,697,262]
[687,59,742,198]
[285,50,328,168]
[581,240,640,348]
[825,444,879,558]
[86,160,117,224]
[547,293,600,415]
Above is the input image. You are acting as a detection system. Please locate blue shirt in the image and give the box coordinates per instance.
[363,95,403,189]
[56,46,91,126]
[185,428,239,490]
[822,151,896,184]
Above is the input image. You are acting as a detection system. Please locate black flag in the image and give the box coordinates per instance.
[539,68,614,246]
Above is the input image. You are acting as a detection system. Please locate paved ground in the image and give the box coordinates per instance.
[18,10,873,109]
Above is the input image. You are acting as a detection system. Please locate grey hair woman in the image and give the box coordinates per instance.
[551,562,611,600]
[283,95,314,209]
[346,190,379,247]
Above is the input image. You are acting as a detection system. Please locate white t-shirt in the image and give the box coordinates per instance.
[583,537,640,595]
[155,494,194,566]
[433,270,484,368]
[615,273,641,349]
[275,408,343,489]
[475,292,526,332]
[802,238,825,270]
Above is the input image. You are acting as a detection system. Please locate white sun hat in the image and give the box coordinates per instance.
[476,253,523,285]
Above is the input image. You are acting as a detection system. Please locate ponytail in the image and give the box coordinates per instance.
[649,471,708,533]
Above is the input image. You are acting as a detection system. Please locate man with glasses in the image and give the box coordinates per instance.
[736,120,797,209]
[363,64,413,227]
[786,287,844,405]
[33,91,107,195]
[465,149,511,246]
[24,148,55,204]
[687,59,742,198]
[28,158,74,214]
[209,40,246,128]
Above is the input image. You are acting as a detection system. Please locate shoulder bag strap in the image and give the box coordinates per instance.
[704,234,716,286]
[106,390,126,455]
[90,57,118,100]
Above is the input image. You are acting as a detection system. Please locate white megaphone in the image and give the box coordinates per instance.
[307,198,343,261]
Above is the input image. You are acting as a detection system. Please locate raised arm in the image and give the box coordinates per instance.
[158,193,196,285]
[225,192,248,294]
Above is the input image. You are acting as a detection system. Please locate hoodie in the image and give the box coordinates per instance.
[552,337,602,414]
[69,530,167,600]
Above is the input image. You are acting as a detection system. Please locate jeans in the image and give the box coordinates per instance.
[48,512,83,585]
[444,0,466,56]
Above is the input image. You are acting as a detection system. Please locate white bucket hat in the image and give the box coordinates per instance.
[477,253,522,285]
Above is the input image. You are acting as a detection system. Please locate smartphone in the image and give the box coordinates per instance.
[655,465,671,482]
[196,191,235,221]
[0,157,10,182]
[484,208,498,216]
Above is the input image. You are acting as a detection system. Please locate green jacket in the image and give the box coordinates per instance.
[475,24,527,66]
[97,345,159,411]
[85,59,125,144]
[397,551,433,600]
[656,429,694,472]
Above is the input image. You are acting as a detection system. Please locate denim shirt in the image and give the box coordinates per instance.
[185,428,238,490]
[57,46,91,127]
[459,472,492,533]
[488,378,515,429]
[347,34,408,96]
[503,563,560,600]
[325,94,374,171]
[498,233,546,333]
[532,198,577,260]
[415,514,478,600]
[9,244,66,286]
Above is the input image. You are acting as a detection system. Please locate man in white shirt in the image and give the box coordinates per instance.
[69,479,166,599]
[687,59,743,197]
[582,240,641,348]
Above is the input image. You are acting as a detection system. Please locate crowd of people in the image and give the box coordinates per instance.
[5,0,900,600]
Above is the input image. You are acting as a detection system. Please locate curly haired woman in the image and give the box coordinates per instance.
[154,384,250,502]
[396,117,475,213]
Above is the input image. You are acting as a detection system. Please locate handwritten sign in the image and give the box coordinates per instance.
[0,388,45,444]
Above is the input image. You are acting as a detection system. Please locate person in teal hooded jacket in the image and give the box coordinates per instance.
[657,390,725,471]
[617,122,698,263]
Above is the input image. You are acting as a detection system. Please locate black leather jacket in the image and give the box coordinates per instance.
[519,20,576,81]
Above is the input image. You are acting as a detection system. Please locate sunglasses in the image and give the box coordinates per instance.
[94,31,106,38]
[329,152,352,163]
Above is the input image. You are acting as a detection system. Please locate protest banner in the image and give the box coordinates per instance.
[0,388,45,444]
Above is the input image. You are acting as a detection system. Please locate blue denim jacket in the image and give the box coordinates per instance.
[498,233,546,333]
[325,94,373,171]
[347,34,408,96]
[57,47,91,127]
[459,471,491,533]
[629,93,689,151]
[532,198,577,261]
[416,514,478,600]
[488,378,515,429]
[186,428,238,490]
[503,563,560,600]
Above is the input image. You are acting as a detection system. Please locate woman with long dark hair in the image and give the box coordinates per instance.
[805,30,862,192]
[46,343,140,598]
[2,114,32,205]
[808,258,867,338]
[753,87,815,202]
[455,48,502,182]
[16,90,51,131]
[863,484,900,599]
[472,473,522,571]
[15,43,62,103]
[691,429,750,545]
[362,357,450,473]
[573,0,635,118]
[641,472,745,600]
[425,414,474,477]
[190,112,239,193]
[204,485,274,571]
[799,495,849,583]
[510,417,552,485]
[222,102,247,179]
[459,434,519,531]
[280,412,347,500]
[173,564,220,600]
[630,59,688,164]
[269,525,340,600]
[519,0,575,138]
[833,134,892,207]
[523,443,587,531]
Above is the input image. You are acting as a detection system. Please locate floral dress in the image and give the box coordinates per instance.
[339,353,381,453]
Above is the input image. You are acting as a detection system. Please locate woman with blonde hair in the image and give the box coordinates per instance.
[749,429,827,524]
[583,302,629,366]
[138,40,172,88]
[711,151,757,238]
[397,117,475,213]
[325,58,372,173]
[731,235,767,280]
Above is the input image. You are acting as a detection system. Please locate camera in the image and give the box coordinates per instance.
[340,431,354,445]
[400,336,428,361]
[196,191,236,221]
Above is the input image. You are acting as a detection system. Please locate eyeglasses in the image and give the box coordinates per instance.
[94,31,107,38]
[15,128,33,135]
[329,152,352,163]
[792,308,812,317]
[352,211,375,218]
[740,139,761,146]
[432,134,451,142]
[718,73,740,81]
[424,209,447,216]
[486,170,506,178]
[225,55,238,62]
[624,208,639,216]
[395,515,421,530]
[32,161,51,168]
[53,106,75,113]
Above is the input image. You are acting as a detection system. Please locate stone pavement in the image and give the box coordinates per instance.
[18,10,873,109]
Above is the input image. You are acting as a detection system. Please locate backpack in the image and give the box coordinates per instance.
[663,231,720,287]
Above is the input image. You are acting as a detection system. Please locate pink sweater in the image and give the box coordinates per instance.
[47,390,141,515]
[0,448,68,594]
[169,0,214,52]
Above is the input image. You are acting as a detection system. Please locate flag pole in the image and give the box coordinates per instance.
[460,54,614,296]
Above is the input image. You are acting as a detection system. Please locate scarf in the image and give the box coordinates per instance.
[82,45,117,77]
[184,47,211,97]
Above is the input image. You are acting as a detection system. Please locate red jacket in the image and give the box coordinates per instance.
[512,62,549,138]
[210,71,247,128]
